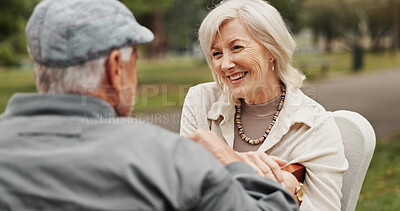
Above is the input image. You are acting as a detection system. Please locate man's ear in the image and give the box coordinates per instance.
[107,50,123,91]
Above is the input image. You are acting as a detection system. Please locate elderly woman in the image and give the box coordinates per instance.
[180,0,348,210]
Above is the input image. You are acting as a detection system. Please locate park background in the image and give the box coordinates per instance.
[1,0,399,210]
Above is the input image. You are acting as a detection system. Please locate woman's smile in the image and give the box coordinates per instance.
[228,72,248,84]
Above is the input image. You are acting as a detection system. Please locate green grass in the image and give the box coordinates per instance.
[356,133,400,211]
[137,58,212,85]
[294,50,400,79]
[135,58,213,111]
[0,69,36,112]
[134,84,193,111]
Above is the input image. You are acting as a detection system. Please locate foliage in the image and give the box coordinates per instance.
[0,31,28,66]
[300,0,348,51]
[0,0,39,66]
[1,0,399,66]
[121,0,174,17]
[121,0,175,58]
[0,0,26,40]
[363,0,399,51]
[164,0,209,52]
[269,0,304,33]
[300,0,400,52]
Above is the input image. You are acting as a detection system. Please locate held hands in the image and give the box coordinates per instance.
[187,129,299,195]
[237,152,298,195]
[236,152,286,182]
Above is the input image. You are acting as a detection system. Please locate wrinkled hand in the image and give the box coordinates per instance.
[237,152,286,183]
[187,130,299,195]
[282,171,299,195]
[237,152,299,195]
[187,129,242,165]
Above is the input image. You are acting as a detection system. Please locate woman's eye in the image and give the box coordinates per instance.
[212,52,221,57]
[232,45,243,51]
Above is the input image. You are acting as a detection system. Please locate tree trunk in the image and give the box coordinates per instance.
[325,36,332,53]
[146,11,168,58]
[392,0,400,50]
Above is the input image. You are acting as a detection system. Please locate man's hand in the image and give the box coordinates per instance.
[237,152,286,183]
[187,129,242,165]
[187,129,299,195]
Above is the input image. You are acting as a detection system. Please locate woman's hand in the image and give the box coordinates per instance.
[237,152,299,195]
[282,171,299,196]
[236,151,286,183]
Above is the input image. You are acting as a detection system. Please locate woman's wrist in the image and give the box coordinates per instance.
[294,182,305,206]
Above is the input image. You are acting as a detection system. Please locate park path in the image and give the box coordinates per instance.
[135,68,400,139]
[310,68,400,139]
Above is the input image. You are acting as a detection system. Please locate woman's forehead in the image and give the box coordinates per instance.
[213,19,252,46]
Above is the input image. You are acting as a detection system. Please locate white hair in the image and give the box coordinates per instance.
[198,0,305,99]
[34,46,133,94]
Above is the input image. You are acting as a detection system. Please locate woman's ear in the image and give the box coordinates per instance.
[106,50,123,92]
[269,53,275,63]
[264,48,275,63]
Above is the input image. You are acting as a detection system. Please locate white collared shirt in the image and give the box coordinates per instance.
[180,82,349,211]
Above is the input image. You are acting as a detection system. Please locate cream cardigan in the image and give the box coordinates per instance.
[180,82,348,211]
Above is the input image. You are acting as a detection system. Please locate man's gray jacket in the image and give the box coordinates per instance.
[0,93,298,210]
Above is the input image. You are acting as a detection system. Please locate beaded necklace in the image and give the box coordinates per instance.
[235,86,286,145]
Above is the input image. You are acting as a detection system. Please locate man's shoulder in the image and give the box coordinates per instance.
[85,116,184,143]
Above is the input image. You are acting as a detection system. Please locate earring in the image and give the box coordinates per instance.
[272,65,275,71]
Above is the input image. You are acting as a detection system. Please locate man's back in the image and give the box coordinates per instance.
[0,94,221,210]
[0,94,298,210]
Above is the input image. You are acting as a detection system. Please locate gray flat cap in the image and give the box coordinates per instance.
[26,0,154,68]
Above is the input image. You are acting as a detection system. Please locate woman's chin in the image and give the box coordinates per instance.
[231,90,246,100]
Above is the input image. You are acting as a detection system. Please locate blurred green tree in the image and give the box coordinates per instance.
[301,0,400,52]
[122,0,174,58]
[163,0,304,55]
[392,0,400,50]
[0,0,39,66]
[300,0,343,52]
[269,0,304,33]
[300,0,368,70]
[364,1,393,51]
[164,0,208,54]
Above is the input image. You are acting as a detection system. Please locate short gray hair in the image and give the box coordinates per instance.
[198,0,305,95]
[34,46,133,94]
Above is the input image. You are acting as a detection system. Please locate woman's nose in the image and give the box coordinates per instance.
[221,54,235,72]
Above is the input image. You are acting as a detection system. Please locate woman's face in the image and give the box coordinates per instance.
[210,19,278,104]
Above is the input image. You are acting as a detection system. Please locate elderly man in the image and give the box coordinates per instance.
[0,0,298,210]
